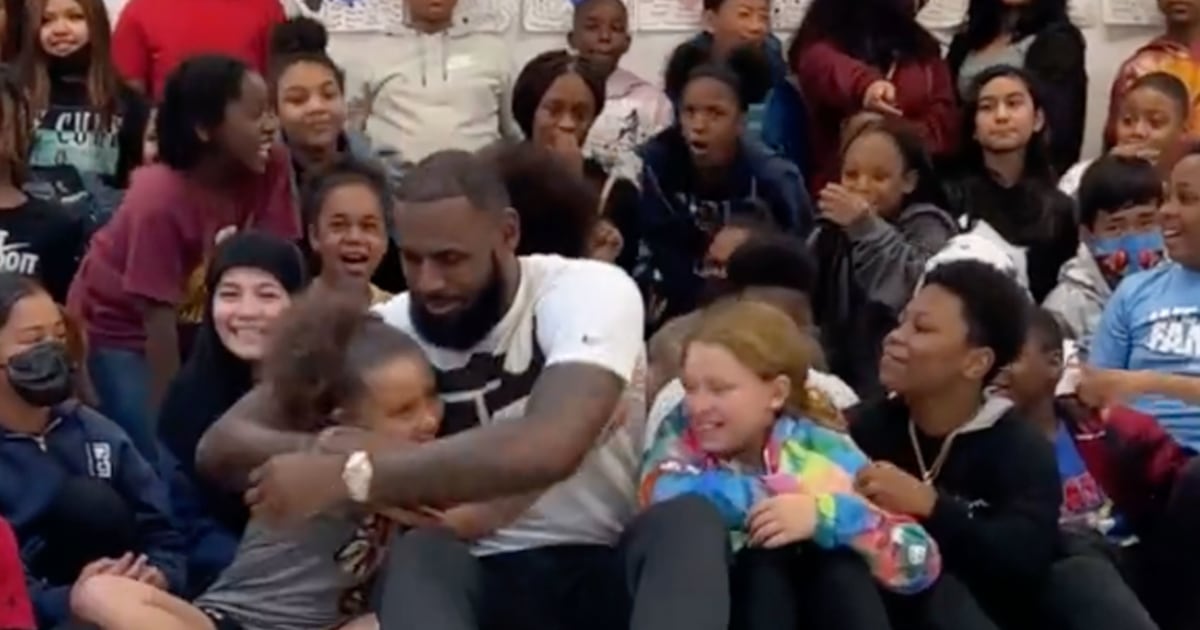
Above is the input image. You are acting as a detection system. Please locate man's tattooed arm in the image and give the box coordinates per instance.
[367,362,625,507]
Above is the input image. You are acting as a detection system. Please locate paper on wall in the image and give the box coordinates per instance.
[918,0,1094,31]
[770,0,811,32]
[1101,0,1162,25]
[521,0,577,32]
[635,0,703,31]
[280,0,511,33]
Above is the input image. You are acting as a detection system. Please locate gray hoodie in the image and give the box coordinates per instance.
[1042,243,1111,342]
[844,203,959,314]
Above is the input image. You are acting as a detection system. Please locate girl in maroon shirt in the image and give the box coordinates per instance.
[788,0,958,193]
[68,55,300,464]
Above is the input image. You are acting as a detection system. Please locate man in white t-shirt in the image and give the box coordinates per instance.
[196,150,733,630]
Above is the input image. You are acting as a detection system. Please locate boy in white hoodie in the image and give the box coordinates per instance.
[291,0,520,164]
[1043,155,1165,345]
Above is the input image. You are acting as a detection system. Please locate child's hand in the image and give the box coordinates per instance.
[855,461,936,517]
[818,183,873,227]
[747,494,818,548]
[589,220,624,263]
[862,80,902,116]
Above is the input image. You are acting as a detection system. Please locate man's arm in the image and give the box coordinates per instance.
[367,362,624,508]
[195,386,314,491]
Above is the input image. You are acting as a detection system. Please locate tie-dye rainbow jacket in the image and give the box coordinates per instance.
[639,407,941,594]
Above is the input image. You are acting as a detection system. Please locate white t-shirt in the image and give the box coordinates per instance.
[372,255,647,555]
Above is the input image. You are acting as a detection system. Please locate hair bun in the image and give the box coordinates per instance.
[270,16,329,58]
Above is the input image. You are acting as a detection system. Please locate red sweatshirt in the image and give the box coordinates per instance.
[113,0,284,98]
[792,41,959,193]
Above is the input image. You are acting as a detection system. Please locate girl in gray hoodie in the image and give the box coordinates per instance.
[810,118,958,397]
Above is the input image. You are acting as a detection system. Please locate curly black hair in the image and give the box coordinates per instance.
[156,54,253,171]
[725,233,816,297]
[262,288,428,432]
[922,259,1031,384]
[511,49,607,139]
[268,16,344,100]
[479,140,598,258]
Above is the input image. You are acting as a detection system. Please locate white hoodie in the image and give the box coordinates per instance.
[294,5,520,165]
[1042,242,1112,343]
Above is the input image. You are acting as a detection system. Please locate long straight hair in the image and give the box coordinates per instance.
[20,0,122,129]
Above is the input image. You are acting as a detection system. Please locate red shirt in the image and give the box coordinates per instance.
[0,519,33,630]
[113,0,284,98]
[68,146,300,351]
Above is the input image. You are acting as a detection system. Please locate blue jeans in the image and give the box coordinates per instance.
[88,347,156,464]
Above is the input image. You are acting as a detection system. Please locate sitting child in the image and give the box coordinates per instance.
[1060,72,1189,196]
[1044,155,1164,343]
[71,290,442,630]
[998,307,1199,630]
[303,159,394,305]
[640,300,940,628]
[0,274,184,629]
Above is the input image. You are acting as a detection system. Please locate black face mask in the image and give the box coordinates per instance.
[6,342,73,408]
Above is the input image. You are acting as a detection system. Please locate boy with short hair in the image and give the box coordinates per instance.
[568,0,672,180]
[1043,155,1165,342]
[997,307,1199,630]
[348,0,519,165]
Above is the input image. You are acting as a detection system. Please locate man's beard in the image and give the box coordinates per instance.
[410,255,508,351]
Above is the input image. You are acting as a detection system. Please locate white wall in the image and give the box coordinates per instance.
[103,0,1158,160]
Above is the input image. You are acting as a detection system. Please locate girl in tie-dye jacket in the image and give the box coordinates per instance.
[639,300,941,595]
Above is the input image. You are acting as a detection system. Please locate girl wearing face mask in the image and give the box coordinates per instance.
[946,65,1077,302]
[641,300,941,630]
[0,273,185,629]
[157,231,306,593]
[73,290,441,630]
[269,17,405,294]
[21,0,150,232]
[946,0,1087,177]
[1045,156,1165,342]
[1060,72,1190,196]
[640,46,813,324]
[512,49,640,271]
[811,119,957,398]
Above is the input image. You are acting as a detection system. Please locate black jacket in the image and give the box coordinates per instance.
[848,396,1061,623]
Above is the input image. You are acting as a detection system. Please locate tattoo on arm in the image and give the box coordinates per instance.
[196,385,315,491]
[368,363,625,508]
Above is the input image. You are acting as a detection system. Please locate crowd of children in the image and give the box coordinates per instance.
[0,0,1198,627]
